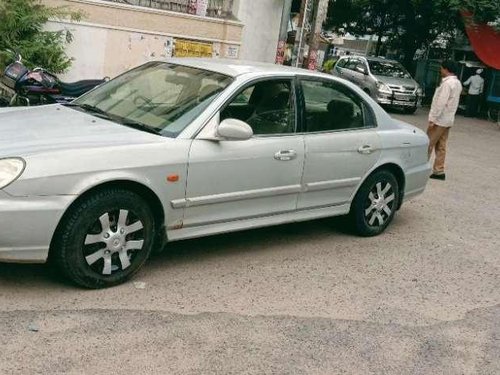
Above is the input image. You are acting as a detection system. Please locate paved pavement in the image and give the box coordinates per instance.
[0,109,499,374]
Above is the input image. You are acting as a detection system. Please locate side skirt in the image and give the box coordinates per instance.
[167,203,351,242]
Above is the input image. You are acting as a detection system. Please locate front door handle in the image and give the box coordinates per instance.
[274,150,297,161]
[358,145,374,154]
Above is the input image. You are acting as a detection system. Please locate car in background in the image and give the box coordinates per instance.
[0,59,430,288]
[332,56,423,114]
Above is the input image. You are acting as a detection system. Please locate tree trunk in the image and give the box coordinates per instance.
[375,33,383,56]
[401,40,418,75]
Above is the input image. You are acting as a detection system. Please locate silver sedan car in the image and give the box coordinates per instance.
[0,59,430,288]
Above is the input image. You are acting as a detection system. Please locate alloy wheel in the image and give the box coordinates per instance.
[364,181,396,227]
[83,209,144,275]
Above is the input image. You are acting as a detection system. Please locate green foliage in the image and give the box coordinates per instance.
[323,58,337,72]
[325,0,500,69]
[447,0,500,25]
[0,0,82,73]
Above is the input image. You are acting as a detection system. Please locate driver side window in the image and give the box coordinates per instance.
[220,79,296,135]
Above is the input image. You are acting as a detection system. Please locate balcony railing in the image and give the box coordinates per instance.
[105,0,235,19]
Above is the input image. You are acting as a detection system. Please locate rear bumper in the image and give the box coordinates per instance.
[403,162,431,201]
[0,191,75,263]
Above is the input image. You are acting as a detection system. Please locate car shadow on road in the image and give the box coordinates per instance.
[0,217,352,288]
[151,217,352,265]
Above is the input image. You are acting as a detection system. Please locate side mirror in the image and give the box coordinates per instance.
[217,118,253,140]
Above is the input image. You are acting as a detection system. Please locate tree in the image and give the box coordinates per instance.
[325,0,500,70]
[448,0,500,25]
[325,0,398,56]
[0,0,82,73]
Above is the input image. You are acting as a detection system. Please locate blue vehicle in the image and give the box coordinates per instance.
[487,70,500,126]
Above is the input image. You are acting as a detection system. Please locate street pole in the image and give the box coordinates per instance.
[365,34,374,56]
[275,0,293,64]
[305,0,329,70]
[295,0,311,67]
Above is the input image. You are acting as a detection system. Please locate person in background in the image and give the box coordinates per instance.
[463,69,485,117]
[427,60,463,181]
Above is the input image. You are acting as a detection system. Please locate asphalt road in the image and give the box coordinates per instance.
[1,109,499,375]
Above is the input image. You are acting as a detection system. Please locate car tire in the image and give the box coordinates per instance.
[350,170,399,237]
[52,188,155,288]
[404,107,417,114]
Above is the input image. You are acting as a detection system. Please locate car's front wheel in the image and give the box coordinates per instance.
[52,188,155,288]
[350,170,399,237]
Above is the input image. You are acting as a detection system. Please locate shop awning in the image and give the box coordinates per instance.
[462,12,500,70]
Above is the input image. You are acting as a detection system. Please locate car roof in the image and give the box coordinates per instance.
[164,58,319,78]
[338,56,399,64]
[365,56,399,63]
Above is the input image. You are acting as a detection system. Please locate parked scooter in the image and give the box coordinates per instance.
[0,52,107,107]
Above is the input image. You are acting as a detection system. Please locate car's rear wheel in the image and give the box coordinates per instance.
[350,170,399,237]
[52,188,155,288]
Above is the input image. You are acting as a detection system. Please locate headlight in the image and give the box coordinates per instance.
[376,81,392,94]
[416,86,423,96]
[0,158,26,189]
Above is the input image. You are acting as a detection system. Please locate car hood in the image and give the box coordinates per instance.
[0,105,165,157]
[373,75,418,88]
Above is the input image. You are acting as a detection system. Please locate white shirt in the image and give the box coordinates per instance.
[463,74,484,95]
[429,75,463,128]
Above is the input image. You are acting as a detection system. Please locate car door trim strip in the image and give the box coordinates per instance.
[171,184,303,209]
[305,177,361,192]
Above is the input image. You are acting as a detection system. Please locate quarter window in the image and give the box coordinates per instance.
[301,79,370,132]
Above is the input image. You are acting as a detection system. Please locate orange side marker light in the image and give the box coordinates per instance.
[167,174,179,183]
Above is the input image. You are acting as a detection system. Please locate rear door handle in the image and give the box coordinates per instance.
[274,150,297,161]
[358,145,374,154]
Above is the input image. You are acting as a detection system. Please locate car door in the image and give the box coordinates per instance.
[352,60,369,88]
[333,57,349,79]
[297,77,381,210]
[341,58,359,83]
[181,78,305,228]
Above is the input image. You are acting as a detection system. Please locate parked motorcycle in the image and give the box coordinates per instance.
[0,52,107,107]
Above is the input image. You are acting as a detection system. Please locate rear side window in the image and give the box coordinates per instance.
[344,59,359,71]
[300,79,374,132]
[336,58,348,68]
[355,61,368,72]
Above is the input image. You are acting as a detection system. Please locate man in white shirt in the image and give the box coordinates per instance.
[463,69,485,117]
[427,60,463,181]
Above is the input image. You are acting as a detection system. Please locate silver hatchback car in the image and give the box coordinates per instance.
[0,59,430,288]
[332,56,423,114]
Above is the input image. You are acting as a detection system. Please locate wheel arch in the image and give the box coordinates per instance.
[49,180,166,258]
[353,162,406,210]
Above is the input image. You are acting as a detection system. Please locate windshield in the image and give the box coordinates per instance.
[72,62,233,137]
[368,60,411,79]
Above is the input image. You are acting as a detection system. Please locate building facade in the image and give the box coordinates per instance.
[44,0,333,80]
[44,0,244,80]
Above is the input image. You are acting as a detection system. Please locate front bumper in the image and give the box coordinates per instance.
[0,191,75,263]
[377,93,421,108]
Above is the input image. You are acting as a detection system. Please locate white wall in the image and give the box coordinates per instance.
[234,0,283,63]
[45,21,176,81]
